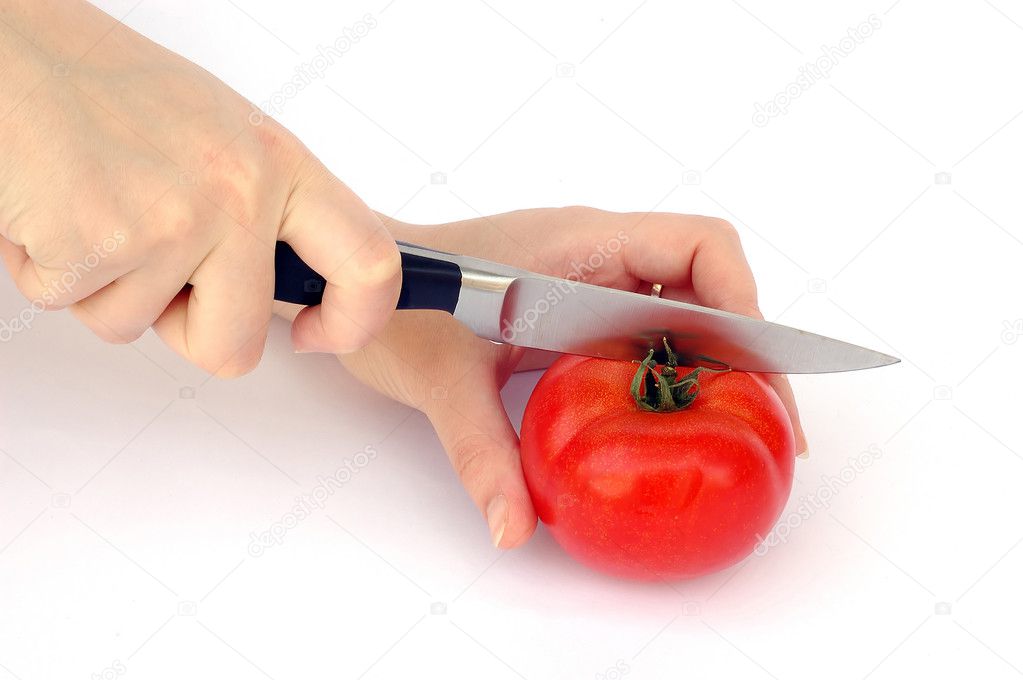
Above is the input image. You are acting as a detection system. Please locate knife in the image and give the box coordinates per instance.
[272,240,898,374]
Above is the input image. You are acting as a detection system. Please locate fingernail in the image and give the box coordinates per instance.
[486,494,508,548]
[797,449,809,459]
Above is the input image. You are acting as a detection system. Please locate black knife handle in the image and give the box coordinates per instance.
[272,241,462,313]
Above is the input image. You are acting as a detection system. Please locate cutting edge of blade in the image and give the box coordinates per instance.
[497,273,903,374]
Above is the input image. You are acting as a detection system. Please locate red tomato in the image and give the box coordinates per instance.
[520,353,795,580]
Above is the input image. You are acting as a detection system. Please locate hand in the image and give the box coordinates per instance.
[275,207,807,550]
[0,0,400,375]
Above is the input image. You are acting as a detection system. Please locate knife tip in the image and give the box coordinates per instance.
[874,352,901,368]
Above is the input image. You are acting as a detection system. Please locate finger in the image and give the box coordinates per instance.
[68,262,193,344]
[426,380,537,549]
[626,215,758,311]
[626,215,807,454]
[0,237,28,279]
[765,373,808,456]
[152,231,274,377]
[1,235,133,309]
[280,159,401,354]
[5,251,101,310]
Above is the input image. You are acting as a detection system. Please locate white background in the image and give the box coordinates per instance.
[2,1,1023,678]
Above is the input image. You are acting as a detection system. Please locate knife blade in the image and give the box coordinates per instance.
[273,241,899,374]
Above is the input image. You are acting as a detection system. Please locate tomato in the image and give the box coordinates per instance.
[520,350,795,580]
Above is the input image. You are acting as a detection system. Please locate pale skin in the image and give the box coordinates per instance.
[2,2,805,549]
[0,0,402,374]
[275,209,808,549]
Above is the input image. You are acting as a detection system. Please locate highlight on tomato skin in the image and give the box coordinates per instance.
[519,351,795,581]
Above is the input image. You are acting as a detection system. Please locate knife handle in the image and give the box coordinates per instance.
[272,241,462,313]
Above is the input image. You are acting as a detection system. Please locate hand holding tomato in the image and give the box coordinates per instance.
[275,206,806,553]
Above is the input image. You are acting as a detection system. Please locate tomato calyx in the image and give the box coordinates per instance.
[629,338,725,413]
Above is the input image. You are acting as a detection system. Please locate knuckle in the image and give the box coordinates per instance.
[344,239,402,293]
[212,358,259,379]
[195,334,266,378]
[158,130,268,241]
[448,433,496,490]
[21,271,74,308]
[29,293,62,311]
[204,167,257,229]
[193,350,231,378]
[22,289,64,311]
[106,326,145,344]
[330,325,374,354]
[148,189,199,247]
[706,216,739,239]
[560,205,606,225]
[77,311,143,344]
[195,134,271,231]
[251,117,295,158]
[25,223,79,269]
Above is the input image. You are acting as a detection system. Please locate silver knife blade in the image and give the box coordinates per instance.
[394,242,900,374]
[499,276,896,373]
[432,247,898,374]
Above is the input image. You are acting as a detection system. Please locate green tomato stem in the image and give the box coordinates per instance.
[629,338,726,413]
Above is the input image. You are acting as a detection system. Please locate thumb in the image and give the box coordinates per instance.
[280,158,401,354]
[426,381,537,549]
